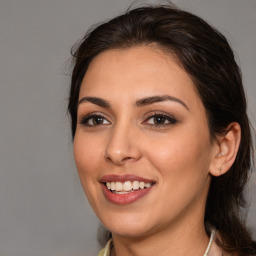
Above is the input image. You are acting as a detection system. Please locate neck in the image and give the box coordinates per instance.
[111,218,210,256]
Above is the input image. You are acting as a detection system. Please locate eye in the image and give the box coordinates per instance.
[143,113,177,127]
[79,114,111,126]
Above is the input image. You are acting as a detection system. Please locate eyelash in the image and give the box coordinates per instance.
[143,112,177,127]
[79,113,110,126]
[79,112,177,128]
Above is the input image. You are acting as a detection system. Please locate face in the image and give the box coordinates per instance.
[73,46,217,238]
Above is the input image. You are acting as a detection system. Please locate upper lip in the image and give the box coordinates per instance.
[99,174,156,183]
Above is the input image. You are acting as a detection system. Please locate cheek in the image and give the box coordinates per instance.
[143,132,212,218]
[73,133,103,176]
[73,132,106,204]
[73,133,105,209]
[144,129,212,184]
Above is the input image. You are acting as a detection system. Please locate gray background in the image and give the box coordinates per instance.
[0,0,255,255]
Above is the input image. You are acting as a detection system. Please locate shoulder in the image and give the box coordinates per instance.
[97,248,107,256]
[97,239,112,256]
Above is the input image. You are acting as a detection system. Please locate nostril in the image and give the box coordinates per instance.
[105,155,133,165]
[122,157,133,161]
[105,156,113,163]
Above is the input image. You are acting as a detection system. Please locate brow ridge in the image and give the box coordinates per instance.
[78,95,189,110]
[135,95,189,110]
[78,97,110,108]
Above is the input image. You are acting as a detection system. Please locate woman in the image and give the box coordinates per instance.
[68,3,256,256]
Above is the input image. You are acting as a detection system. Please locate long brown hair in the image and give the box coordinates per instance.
[68,4,256,255]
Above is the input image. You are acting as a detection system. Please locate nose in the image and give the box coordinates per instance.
[104,123,142,166]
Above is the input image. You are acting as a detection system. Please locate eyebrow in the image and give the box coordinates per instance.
[135,95,189,110]
[78,97,111,108]
[78,95,189,111]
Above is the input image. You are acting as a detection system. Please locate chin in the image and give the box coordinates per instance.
[100,213,156,238]
[109,224,151,238]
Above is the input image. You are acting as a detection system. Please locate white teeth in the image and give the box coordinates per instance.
[106,182,111,189]
[105,180,153,192]
[111,182,116,191]
[145,182,151,188]
[114,191,134,194]
[139,182,145,189]
[115,182,122,192]
[123,181,132,191]
[133,181,140,190]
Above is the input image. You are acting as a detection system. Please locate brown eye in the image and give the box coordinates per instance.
[144,113,177,127]
[153,116,168,124]
[80,114,111,126]
[92,116,104,125]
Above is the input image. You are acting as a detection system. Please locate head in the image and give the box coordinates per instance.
[68,3,253,251]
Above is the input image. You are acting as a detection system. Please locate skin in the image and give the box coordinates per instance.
[73,46,241,256]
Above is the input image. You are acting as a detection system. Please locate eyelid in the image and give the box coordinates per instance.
[142,111,178,126]
[143,111,176,120]
[78,112,111,125]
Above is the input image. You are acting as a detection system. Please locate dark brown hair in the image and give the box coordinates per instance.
[68,3,256,255]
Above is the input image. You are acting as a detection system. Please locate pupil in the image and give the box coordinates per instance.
[94,116,103,124]
[155,116,165,124]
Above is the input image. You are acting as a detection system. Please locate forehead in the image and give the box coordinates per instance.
[79,46,202,110]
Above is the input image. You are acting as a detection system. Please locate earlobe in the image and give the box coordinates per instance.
[209,122,241,177]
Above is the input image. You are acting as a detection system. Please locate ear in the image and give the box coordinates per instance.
[209,122,241,177]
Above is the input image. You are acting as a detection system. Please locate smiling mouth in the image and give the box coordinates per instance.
[105,181,154,194]
[100,175,156,204]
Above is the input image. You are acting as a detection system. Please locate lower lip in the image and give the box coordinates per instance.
[101,183,154,205]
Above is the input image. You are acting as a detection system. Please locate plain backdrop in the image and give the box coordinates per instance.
[0,0,255,255]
